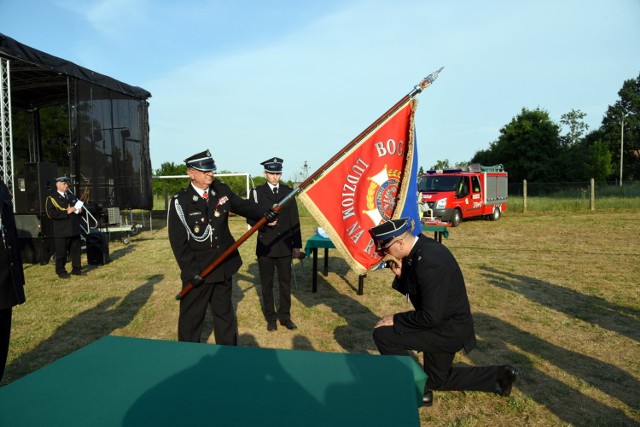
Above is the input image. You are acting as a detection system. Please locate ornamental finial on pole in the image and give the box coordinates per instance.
[414,67,444,94]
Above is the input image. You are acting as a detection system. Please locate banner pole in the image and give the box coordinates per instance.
[294,67,444,196]
[175,67,443,300]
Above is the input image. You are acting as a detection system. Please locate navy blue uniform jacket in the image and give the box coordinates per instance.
[392,234,477,354]
[167,180,265,286]
[248,183,302,257]
[45,190,81,237]
[1,180,26,310]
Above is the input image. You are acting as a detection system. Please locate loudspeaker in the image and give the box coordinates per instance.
[18,237,53,265]
[15,162,57,214]
[86,232,110,265]
[14,214,54,264]
[14,214,43,238]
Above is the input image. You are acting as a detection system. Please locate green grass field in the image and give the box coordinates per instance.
[3,208,639,426]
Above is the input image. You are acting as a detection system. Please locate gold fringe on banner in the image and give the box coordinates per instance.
[298,98,418,276]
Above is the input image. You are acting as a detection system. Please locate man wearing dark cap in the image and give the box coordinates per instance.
[248,157,302,331]
[168,149,279,345]
[45,176,83,279]
[370,218,518,406]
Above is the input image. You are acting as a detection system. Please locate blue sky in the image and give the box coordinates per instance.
[2,0,639,179]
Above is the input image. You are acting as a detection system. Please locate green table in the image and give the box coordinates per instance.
[305,234,337,292]
[422,224,450,243]
[0,336,427,427]
[304,234,367,295]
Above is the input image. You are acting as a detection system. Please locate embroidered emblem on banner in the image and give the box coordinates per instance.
[365,167,401,225]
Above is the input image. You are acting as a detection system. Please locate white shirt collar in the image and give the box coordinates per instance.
[191,183,208,197]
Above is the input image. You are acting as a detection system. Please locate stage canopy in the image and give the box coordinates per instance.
[1,33,153,211]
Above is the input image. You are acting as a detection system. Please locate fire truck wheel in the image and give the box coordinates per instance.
[451,209,462,227]
[489,207,501,221]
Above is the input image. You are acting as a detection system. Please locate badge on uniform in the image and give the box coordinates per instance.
[213,196,228,217]
[194,224,201,233]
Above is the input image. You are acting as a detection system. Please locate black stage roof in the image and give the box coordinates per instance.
[0,33,151,109]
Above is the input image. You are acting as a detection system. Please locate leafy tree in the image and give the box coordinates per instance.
[455,160,470,169]
[597,72,640,180]
[216,170,251,197]
[584,140,613,181]
[470,148,494,166]
[472,108,562,182]
[153,164,260,199]
[153,162,188,197]
[430,159,451,170]
[560,109,589,147]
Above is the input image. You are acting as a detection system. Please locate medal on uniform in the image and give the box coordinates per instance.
[194,224,200,233]
[213,196,227,218]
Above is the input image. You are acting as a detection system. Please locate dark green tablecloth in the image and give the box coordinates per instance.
[304,233,335,257]
[0,336,426,426]
[422,224,449,240]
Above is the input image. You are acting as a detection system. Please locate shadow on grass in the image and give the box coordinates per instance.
[479,266,639,344]
[79,243,137,277]
[4,274,161,385]
[231,250,378,354]
[470,312,639,426]
[288,253,380,355]
[107,243,137,262]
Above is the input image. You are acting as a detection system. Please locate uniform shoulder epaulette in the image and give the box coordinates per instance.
[213,180,231,191]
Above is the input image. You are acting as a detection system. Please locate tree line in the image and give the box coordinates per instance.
[155,72,638,192]
[152,163,296,199]
[426,72,639,183]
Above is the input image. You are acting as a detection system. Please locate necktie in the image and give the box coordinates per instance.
[202,191,209,200]
[273,187,278,195]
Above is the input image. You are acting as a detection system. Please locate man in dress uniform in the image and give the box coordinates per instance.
[167,149,279,345]
[370,218,518,406]
[248,157,302,331]
[1,178,26,382]
[45,176,83,279]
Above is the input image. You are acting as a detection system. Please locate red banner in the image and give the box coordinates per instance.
[298,100,417,274]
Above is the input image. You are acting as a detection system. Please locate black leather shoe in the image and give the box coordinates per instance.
[71,271,84,276]
[422,389,433,407]
[498,365,518,397]
[280,319,298,330]
[57,272,70,279]
[267,321,277,331]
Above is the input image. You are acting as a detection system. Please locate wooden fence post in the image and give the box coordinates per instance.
[523,179,527,213]
[590,178,595,211]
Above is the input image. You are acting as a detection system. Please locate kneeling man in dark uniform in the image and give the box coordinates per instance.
[370,218,517,406]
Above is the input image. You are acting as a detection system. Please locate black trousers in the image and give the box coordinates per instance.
[54,235,81,274]
[373,325,498,392]
[258,255,293,323]
[0,307,11,383]
[178,277,237,345]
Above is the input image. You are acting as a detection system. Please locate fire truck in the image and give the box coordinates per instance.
[418,164,508,227]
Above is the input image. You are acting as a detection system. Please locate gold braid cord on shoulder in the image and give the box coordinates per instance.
[45,196,68,218]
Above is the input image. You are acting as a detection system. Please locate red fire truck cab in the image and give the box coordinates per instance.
[418,164,508,227]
